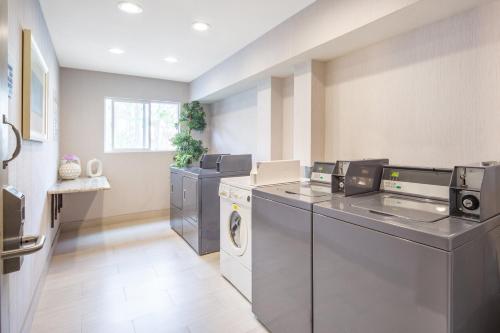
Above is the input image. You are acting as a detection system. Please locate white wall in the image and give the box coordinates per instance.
[190,0,490,101]
[293,61,326,167]
[282,76,294,160]
[325,0,500,168]
[209,79,296,162]
[5,0,60,332]
[209,88,258,156]
[191,0,422,100]
[256,78,283,161]
[59,68,190,222]
[270,78,284,160]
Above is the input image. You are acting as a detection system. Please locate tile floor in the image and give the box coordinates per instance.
[31,218,267,333]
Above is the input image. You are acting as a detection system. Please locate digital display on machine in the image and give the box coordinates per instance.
[391,171,400,178]
[313,162,336,175]
[383,167,451,186]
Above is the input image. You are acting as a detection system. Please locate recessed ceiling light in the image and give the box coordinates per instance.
[192,21,211,32]
[109,48,125,54]
[117,1,143,14]
[164,56,178,63]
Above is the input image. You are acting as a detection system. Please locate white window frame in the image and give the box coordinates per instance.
[105,97,180,153]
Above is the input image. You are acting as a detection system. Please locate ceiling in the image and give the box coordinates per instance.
[40,0,316,82]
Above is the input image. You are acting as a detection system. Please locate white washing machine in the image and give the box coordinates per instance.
[219,176,253,301]
[218,160,303,302]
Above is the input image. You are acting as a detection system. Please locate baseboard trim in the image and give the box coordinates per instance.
[20,223,62,333]
[60,209,170,232]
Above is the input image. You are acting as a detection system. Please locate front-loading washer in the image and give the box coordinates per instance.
[219,176,254,301]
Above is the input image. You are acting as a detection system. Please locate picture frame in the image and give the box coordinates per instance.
[22,29,49,141]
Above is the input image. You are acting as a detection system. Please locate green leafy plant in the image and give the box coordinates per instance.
[172,101,208,167]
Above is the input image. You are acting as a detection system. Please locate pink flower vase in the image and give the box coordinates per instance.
[59,154,82,180]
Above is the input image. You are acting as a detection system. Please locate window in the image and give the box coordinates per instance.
[105,98,179,152]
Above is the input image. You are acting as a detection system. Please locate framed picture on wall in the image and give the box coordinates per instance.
[22,29,49,141]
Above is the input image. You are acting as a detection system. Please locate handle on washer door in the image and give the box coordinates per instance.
[2,115,22,169]
[231,219,240,233]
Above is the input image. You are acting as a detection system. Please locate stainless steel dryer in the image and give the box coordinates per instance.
[252,159,388,333]
[170,154,252,255]
[313,164,500,333]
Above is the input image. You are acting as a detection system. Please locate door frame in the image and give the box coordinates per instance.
[0,0,9,331]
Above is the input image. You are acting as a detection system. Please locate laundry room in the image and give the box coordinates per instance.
[0,1,499,333]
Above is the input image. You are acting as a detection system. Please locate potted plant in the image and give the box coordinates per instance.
[171,101,208,167]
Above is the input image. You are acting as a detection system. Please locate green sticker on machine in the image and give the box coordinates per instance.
[391,171,400,178]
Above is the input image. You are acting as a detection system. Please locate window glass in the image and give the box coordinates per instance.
[104,98,179,152]
[151,102,178,151]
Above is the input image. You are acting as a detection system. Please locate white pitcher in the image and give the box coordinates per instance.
[86,158,103,178]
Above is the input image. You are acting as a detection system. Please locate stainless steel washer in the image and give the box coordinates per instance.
[252,159,388,333]
[252,162,336,333]
[313,165,500,333]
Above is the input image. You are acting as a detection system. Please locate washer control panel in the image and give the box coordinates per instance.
[333,159,389,196]
[310,162,336,184]
[219,183,230,199]
[219,183,251,207]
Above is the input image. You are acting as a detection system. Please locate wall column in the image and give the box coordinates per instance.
[293,60,325,173]
[256,77,283,162]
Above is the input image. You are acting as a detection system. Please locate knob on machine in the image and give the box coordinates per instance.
[450,163,500,222]
[462,194,480,211]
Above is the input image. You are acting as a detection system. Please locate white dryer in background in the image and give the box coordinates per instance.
[219,177,253,300]
[218,160,301,302]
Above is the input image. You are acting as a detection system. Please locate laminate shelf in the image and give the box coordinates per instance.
[47,176,111,227]
[48,176,110,194]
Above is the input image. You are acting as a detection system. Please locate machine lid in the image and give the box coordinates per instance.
[172,166,251,179]
[253,181,332,210]
[278,183,331,198]
[170,166,218,177]
[351,193,449,223]
[313,194,490,251]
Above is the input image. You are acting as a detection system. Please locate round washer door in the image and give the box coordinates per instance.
[227,208,248,256]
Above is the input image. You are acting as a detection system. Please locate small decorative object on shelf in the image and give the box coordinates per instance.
[59,154,81,180]
[86,158,103,177]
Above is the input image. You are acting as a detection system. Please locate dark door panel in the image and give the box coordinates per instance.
[170,206,182,236]
[182,218,199,252]
[313,213,449,333]
[182,176,199,223]
[252,196,312,333]
[170,172,183,209]
[200,178,221,254]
